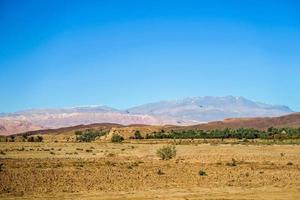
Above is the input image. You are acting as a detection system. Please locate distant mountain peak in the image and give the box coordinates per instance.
[128,96,293,122]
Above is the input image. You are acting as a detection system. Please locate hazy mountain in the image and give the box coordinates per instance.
[0,105,178,134]
[0,96,294,135]
[128,96,293,122]
[4,105,119,116]
[0,119,42,136]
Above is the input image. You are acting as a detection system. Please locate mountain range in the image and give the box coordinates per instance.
[127,96,292,122]
[0,96,293,135]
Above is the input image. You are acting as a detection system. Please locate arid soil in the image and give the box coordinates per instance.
[0,141,300,199]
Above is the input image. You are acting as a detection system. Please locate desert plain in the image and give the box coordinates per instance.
[1,139,300,200]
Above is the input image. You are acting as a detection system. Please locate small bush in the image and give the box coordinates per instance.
[130,130,144,139]
[127,162,139,169]
[17,147,25,151]
[157,169,165,175]
[216,161,222,165]
[0,136,6,142]
[9,136,15,142]
[105,161,116,166]
[75,130,83,135]
[156,145,176,160]
[242,139,249,143]
[199,170,207,176]
[27,136,43,142]
[36,136,43,142]
[111,134,124,143]
[106,153,115,157]
[127,165,133,169]
[42,148,50,151]
[287,162,293,165]
[226,158,237,167]
[55,163,62,168]
[0,163,4,172]
[75,162,84,168]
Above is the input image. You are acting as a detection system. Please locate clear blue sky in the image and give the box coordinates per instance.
[1,0,300,112]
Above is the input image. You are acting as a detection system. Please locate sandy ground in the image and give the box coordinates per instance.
[0,141,300,199]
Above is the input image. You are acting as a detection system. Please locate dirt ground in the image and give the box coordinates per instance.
[0,141,300,199]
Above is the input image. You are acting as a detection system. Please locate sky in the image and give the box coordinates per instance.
[0,0,300,113]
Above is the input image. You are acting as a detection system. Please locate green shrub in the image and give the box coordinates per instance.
[0,163,4,172]
[9,136,15,142]
[76,129,106,142]
[0,136,6,142]
[130,130,144,139]
[75,130,83,135]
[198,170,207,176]
[156,145,176,160]
[111,134,124,143]
[27,136,43,142]
[36,136,44,142]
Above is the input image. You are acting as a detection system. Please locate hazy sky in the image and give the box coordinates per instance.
[1,0,300,112]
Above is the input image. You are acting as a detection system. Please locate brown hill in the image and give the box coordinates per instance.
[107,113,300,139]
[15,123,124,136]
[192,112,300,130]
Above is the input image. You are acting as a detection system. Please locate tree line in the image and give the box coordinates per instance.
[143,127,300,140]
